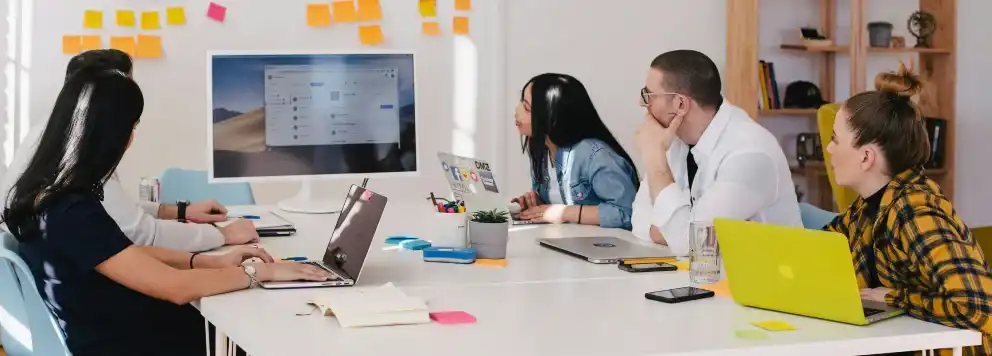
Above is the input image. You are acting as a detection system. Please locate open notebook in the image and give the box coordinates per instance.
[309,283,430,328]
[216,210,296,235]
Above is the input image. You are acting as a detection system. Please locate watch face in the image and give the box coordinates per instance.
[244,265,256,274]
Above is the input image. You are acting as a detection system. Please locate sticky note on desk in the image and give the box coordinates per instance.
[752,320,796,331]
[358,25,384,45]
[333,1,358,22]
[422,21,441,36]
[473,259,507,268]
[453,16,470,35]
[700,278,731,297]
[735,330,768,340]
[430,311,476,325]
[166,7,187,25]
[357,0,383,21]
[419,0,437,17]
[116,10,136,27]
[84,10,104,29]
[307,4,332,27]
[141,11,161,30]
[135,35,163,58]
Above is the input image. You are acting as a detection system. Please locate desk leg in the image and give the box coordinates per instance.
[215,331,229,356]
[953,347,963,356]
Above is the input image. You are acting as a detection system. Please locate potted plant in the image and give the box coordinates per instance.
[468,209,510,259]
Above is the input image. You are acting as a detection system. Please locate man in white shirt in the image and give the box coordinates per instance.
[0,49,258,252]
[631,50,802,255]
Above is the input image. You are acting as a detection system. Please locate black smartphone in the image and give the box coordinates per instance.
[618,263,677,273]
[645,287,715,303]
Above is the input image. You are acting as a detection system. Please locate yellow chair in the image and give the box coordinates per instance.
[972,226,992,258]
[816,103,859,212]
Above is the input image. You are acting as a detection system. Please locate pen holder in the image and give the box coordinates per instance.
[430,212,468,248]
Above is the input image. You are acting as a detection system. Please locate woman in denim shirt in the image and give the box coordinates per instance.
[512,73,639,230]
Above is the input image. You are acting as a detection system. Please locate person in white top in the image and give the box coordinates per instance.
[0,49,258,252]
[631,50,802,255]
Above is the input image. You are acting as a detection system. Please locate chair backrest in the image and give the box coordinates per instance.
[972,226,992,259]
[0,232,32,356]
[816,103,859,211]
[159,168,255,206]
[0,242,71,356]
[799,202,839,230]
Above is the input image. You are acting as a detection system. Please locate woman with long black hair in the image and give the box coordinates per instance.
[2,65,330,355]
[512,73,639,230]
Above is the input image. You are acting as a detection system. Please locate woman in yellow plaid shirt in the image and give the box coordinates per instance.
[825,64,992,356]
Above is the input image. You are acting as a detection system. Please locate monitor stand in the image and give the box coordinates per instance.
[277,179,340,214]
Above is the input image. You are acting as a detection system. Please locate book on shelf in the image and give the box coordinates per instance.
[757,60,782,110]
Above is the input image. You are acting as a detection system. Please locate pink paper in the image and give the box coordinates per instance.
[429,311,476,325]
[207,2,227,22]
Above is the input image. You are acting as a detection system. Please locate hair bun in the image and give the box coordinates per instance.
[874,61,923,98]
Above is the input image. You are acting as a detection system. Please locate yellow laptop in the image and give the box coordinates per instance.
[714,218,904,325]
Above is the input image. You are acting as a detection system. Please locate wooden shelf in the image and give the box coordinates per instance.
[760,108,818,117]
[780,44,952,54]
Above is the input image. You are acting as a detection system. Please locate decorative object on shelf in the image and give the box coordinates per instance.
[891,36,906,48]
[908,11,936,48]
[796,133,824,168]
[783,81,826,109]
[799,27,832,47]
[867,22,894,48]
[923,117,947,169]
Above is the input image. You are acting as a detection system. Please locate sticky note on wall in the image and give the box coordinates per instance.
[419,0,437,17]
[84,10,103,29]
[136,35,163,58]
[455,0,472,11]
[453,16,469,35]
[207,2,227,22]
[358,25,384,45]
[62,36,82,55]
[141,11,161,30]
[356,0,382,22]
[422,21,441,36]
[307,4,332,27]
[333,1,358,22]
[166,7,187,25]
[110,36,136,57]
[81,36,102,51]
[116,10,136,27]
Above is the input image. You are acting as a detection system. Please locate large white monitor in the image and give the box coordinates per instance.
[207,51,419,213]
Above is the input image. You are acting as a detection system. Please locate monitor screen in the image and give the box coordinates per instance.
[208,52,418,180]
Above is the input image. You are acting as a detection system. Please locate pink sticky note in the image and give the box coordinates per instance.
[430,311,476,325]
[207,2,227,22]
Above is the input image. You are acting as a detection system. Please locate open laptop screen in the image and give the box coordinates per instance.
[321,185,388,280]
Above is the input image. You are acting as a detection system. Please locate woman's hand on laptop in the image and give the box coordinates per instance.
[520,204,567,223]
[220,219,261,245]
[207,246,275,267]
[511,192,544,211]
[251,262,332,282]
[860,287,893,303]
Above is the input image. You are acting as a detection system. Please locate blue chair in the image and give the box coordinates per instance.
[800,202,838,230]
[0,239,70,356]
[159,168,255,206]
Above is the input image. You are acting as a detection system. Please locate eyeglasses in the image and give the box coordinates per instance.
[640,87,679,105]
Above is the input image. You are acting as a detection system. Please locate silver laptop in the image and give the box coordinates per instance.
[537,236,675,264]
[260,185,387,289]
[436,152,548,226]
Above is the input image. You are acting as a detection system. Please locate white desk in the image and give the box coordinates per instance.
[201,203,982,356]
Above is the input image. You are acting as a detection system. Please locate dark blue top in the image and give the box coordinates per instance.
[17,193,202,356]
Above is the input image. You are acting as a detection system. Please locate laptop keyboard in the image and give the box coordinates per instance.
[863,307,884,317]
[302,261,343,281]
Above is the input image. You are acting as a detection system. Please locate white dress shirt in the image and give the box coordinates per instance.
[0,125,225,252]
[631,101,802,255]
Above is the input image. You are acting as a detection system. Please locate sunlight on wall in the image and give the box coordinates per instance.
[452,36,478,158]
[3,0,31,168]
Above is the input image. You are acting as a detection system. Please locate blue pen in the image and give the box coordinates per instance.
[281,256,307,261]
[232,215,261,220]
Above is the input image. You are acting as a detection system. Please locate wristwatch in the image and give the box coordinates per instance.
[242,265,259,289]
[176,200,190,223]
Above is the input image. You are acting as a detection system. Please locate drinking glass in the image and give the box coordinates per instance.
[689,220,721,285]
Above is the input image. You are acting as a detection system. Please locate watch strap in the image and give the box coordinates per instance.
[177,200,189,223]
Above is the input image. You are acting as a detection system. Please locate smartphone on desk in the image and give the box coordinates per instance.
[645,287,714,304]
[618,263,677,273]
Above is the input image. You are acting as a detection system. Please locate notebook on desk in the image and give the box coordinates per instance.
[218,210,297,236]
[309,282,430,328]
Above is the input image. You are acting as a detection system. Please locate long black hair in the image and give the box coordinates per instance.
[3,66,144,242]
[520,73,639,187]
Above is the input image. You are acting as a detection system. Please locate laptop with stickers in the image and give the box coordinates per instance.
[436,152,548,225]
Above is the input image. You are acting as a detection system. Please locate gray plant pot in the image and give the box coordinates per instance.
[468,221,509,259]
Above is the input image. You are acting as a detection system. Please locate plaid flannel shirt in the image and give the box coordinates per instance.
[826,169,992,356]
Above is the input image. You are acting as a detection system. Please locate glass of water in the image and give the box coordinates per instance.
[689,220,721,285]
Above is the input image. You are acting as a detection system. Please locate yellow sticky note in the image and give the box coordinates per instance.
[81,35,102,51]
[141,11,161,30]
[116,10,136,27]
[332,1,358,22]
[453,16,469,35]
[419,0,437,17]
[62,36,82,55]
[110,36,136,57]
[84,10,104,29]
[752,320,797,331]
[422,21,441,36]
[307,4,332,27]
[735,330,768,340]
[136,35,163,58]
[358,25,384,46]
[473,259,508,268]
[166,7,187,25]
[356,0,382,22]
[454,0,472,11]
[700,278,732,297]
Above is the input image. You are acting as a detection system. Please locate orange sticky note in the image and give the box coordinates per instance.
[116,10,136,27]
[422,21,441,36]
[110,36,136,56]
[700,278,732,297]
[358,25,384,45]
[81,36,102,51]
[83,10,104,29]
[62,36,82,55]
[473,259,508,268]
[453,16,469,35]
[454,0,472,11]
[136,35,163,58]
[166,7,187,25]
[419,0,437,17]
[332,1,358,22]
[141,11,161,30]
[356,0,382,22]
[307,4,332,27]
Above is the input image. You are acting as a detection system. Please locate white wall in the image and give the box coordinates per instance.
[953,0,992,226]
